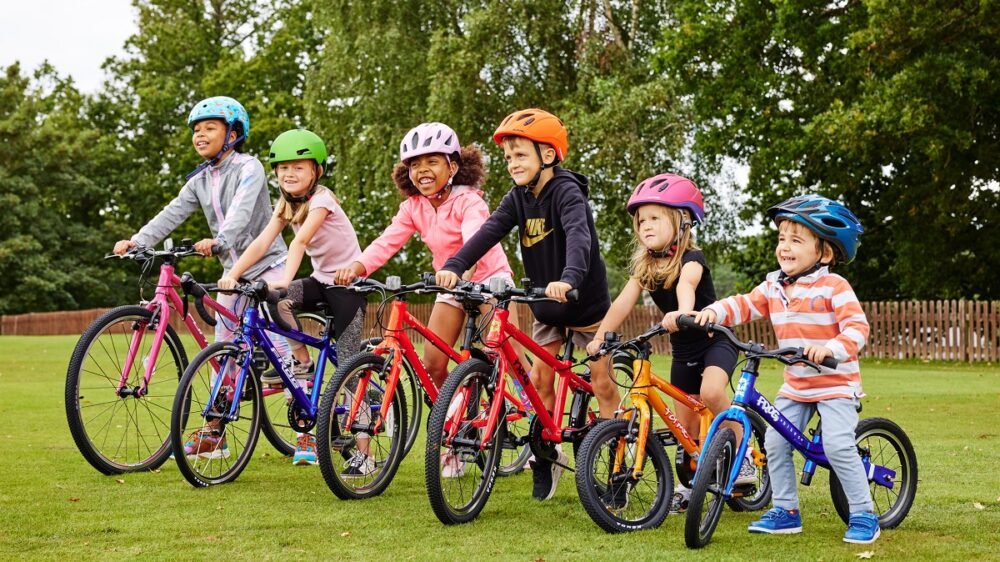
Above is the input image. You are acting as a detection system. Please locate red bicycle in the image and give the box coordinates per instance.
[423,280,615,524]
[315,275,530,500]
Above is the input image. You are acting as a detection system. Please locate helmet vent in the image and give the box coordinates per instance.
[422,136,433,147]
[410,132,419,149]
[820,217,847,228]
[443,134,454,146]
[652,178,670,192]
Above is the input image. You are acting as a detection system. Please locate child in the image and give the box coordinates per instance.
[693,194,877,544]
[333,122,516,478]
[219,128,367,468]
[436,108,618,501]
[113,96,289,343]
[113,97,291,461]
[584,173,748,513]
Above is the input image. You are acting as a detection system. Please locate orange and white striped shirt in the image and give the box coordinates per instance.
[706,267,869,402]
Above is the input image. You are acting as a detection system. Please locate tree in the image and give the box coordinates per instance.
[658,0,1000,299]
[0,64,130,313]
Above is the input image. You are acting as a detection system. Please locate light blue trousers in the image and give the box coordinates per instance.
[765,396,873,515]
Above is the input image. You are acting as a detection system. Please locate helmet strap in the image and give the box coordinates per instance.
[278,161,321,203]
[413,155,457,200]
[523,142,558,191]
[646,219,690,259]
[778,261,824,287]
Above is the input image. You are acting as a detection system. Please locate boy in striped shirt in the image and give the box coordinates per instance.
[694,195,880,544]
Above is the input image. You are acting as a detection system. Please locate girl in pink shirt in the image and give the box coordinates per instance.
[221,129,366,466]
[335,122,516,389]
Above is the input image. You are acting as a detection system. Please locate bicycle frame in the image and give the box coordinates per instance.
[616,350,712,479]
[700,355,898,497]
[459,306,593,451]
[119,262,239,397]
[205,304,336,424]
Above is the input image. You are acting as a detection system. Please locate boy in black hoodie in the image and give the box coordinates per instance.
[436,108,618,501]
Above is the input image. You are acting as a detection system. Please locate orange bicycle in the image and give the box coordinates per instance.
[574,325,771,532]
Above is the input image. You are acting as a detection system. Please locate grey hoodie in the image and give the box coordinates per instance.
[132,152,287,278]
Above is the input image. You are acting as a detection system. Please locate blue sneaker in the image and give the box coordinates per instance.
[844,511,881,544]
[748,507,803,534]
[292,434,317,466]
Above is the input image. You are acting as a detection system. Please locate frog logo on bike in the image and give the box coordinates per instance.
[757,396,780,422]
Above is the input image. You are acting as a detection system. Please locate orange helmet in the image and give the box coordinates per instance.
[492,108,568,161]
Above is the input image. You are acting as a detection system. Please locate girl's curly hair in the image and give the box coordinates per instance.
[391,144,487,197]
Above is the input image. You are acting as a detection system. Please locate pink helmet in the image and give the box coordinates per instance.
[399,122,461,163]
[627,173,705,223]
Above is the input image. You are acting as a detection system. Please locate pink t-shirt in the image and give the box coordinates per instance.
[357,185,513,282]
[290,187,362,284]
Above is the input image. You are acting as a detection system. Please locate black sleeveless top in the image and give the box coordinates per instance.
[647,249,718,359]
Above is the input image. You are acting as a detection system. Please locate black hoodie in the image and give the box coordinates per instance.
[442,167,611,327]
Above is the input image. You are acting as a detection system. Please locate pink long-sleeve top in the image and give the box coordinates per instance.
[357,185,514,282]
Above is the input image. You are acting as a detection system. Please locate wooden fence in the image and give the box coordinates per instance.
[2,300,997,363]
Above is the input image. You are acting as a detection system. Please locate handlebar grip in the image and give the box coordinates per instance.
[566,289,579,303]
[676,315,705,331]
[194,293,217,327]
[820,356,839,369]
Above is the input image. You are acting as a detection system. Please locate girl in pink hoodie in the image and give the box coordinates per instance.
[335,123,515,389]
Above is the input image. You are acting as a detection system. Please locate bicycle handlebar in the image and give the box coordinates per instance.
[582,323,668,363]
[675,315,838,370]
[105,239,223,262]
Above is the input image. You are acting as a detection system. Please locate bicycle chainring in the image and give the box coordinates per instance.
[287,404,316,434]
[527,415,557,464]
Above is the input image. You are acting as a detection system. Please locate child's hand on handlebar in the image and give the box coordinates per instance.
[217,276,239,290]
[803,344,834,365]
[334,262,365,286]
[267,280,288,290]
[661,311,688,333]
[194,238,217,256]
[693,308,717,326]
[435,270,461,289]
[113,240,136,256]
[545,281,573,303]
[586,337,604,357]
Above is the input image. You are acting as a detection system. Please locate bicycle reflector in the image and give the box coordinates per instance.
[386,276,401,291]
[489,276,508,294]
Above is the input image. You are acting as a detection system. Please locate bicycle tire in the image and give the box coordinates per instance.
[259,311,329,456]
[726,411,773,512]
[171,342,262,487]
[829,417,917,529]
[65,305,187,474]
[575,419,673,533]
[315,352,406,499]
[424,358,505,525]
[396,356,423,460]
[685,427,736,548]
[496,376,532,477]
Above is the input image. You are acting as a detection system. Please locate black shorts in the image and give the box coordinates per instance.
[669,336,739,395]
[289,276,366,340]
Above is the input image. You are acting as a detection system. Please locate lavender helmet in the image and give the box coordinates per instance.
[399,122,461,163]
[626,173,706,223]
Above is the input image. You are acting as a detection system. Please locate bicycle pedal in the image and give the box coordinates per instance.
[330,435,355,451]
[654,429,677,447]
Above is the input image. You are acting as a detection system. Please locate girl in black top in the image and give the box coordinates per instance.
[587,173,753,510]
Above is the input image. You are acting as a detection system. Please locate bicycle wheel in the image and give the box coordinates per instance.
[726,411,773,512]
[575,419,673,533]
[829,417,917,529]
[497,376,531,477]
[171,342,262,487]
[396,355,423,460]
[425,358,505,525]
[685,427,736,548]
[65,305,187,474]
[316,352,406,499]
[260,311,328,456]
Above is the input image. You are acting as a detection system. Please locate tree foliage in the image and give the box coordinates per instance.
[658,0,1000,299]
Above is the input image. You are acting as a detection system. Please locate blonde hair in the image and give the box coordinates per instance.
[629,206,698,291]
[273,185,340,225]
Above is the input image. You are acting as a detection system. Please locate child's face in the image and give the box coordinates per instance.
[407,153,456,196]
[275,159,318,195]
[191,118,233,159]
[775,220,824,277]
[635,204,677,251]
[502,136,554,186]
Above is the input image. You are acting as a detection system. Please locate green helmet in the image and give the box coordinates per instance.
[268,129,327,168]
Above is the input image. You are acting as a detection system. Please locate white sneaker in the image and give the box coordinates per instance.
[341,451,375,478]
[440,451,466,478]
[671,485,691,514]
[734,450,757,485]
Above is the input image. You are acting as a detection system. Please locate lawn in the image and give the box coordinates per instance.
[1,336,998,560]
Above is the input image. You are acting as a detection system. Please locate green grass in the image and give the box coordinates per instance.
[1,336,998,560]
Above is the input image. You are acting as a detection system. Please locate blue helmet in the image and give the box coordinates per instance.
[187,96,250,140]
[766,194,864,263]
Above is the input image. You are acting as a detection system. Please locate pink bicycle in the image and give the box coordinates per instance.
[65,240,316,474]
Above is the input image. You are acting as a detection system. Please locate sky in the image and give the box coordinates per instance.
[1,0,137,93]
